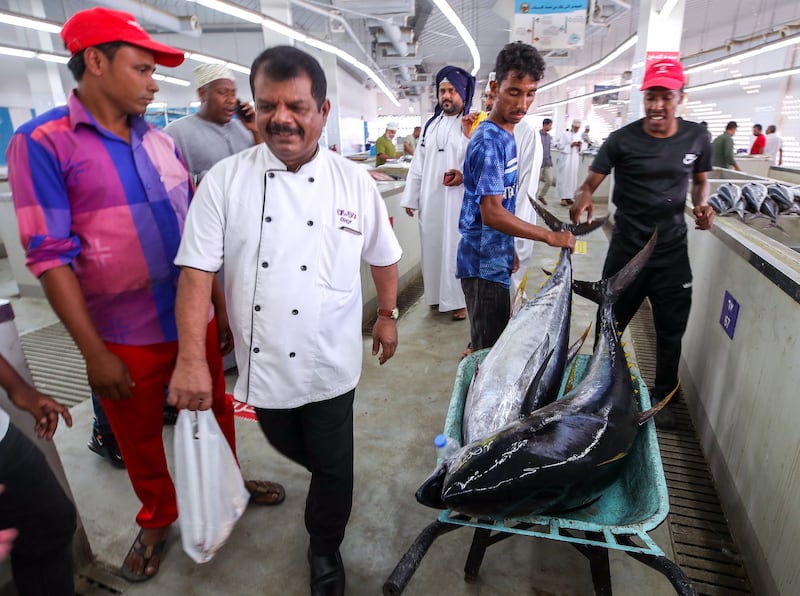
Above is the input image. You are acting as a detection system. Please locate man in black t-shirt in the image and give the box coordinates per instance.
[570,58,714,429]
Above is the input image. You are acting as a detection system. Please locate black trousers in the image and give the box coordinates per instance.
[254,390,355,556]
[0,423,76,596]
[602,245,692,401]
[461,277,511,351]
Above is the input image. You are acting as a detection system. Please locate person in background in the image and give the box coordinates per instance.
[375,121,398,166]
[556,119,583,206]
[168,46,401,596]
[570,57,714,430]
[536,117,555,205]
[457,42,575,351]
[6,7,282,583]
[166,63,264,376]
[750,123,766,155]
[165,63,261,183]
[699,120,712,142]
[581,124,594,149]
[711,121,741,170]
[403,126,421,156]
[401,66,476,322]
[764,125,783,166]
[0,353,75,595]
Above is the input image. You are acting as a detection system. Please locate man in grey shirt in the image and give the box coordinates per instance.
[165,63,260,182]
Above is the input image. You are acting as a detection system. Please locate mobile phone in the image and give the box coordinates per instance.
[443,171,456,184]
[236,100,254,123]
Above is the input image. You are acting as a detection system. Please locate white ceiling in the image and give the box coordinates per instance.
[2,0,799,104]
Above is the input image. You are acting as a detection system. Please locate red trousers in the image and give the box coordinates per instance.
[99,319,236,529]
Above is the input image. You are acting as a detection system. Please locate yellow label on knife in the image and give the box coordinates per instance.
[574,240,588,255]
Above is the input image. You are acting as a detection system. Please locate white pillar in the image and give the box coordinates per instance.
[627,0,685,123]
[317,52,342,152]
[259,0,294,47]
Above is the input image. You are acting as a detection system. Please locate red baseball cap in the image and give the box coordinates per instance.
[61,7,185,68]
[641,58,685,91]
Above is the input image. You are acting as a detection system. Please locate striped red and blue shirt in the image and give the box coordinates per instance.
[7,91,192,345]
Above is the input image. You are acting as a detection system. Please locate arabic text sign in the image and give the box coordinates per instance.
[512,0,588,50]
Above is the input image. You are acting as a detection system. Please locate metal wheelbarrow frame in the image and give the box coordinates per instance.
[384,350,696,595]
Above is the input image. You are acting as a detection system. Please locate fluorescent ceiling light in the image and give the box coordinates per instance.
[686,67,800,93]
[536,83,633,110]
[36,52,69,64]
[153,74,192,87]
[431,0,480,76]
[0,10,61,34]
[538,35,638,93]
[189,0,264,24]
[186,0,399,105]
[659,0,680,20]
[185,52,226,65]
[685,34,800,75]
[0,46,35,58]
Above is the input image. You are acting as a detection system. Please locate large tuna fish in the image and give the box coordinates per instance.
[742,182,767,214]
[416,233,658,518]
[461,206,605,444]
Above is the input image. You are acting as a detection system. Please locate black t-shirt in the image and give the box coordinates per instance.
[591,118,711,265]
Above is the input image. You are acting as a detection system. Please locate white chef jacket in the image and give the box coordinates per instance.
[176,144,402,409]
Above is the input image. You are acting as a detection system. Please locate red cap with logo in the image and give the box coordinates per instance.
[61,7,185,67]
[641,58,685,91]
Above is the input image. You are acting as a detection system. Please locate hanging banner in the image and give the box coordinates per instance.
[512,0,588,50]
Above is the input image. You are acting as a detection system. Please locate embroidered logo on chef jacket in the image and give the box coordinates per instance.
[682,153,698,165]
[337,208,358,225]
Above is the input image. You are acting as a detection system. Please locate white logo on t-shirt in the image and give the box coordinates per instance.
[683,154,698,165]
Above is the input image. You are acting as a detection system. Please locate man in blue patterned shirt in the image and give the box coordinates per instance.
[457,42,575,351]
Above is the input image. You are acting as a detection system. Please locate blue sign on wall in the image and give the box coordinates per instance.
[719,290,740,340]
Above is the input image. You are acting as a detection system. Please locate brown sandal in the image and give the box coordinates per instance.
[121,528,167,582]
[245,479,286,506]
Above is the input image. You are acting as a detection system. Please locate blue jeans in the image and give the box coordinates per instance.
[91,391,112,435]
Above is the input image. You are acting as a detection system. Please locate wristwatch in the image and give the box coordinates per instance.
[377,307,399,320]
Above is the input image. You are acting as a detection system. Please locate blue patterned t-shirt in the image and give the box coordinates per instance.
[456,121,518,287]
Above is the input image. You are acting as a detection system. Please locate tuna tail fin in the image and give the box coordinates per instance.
[638,382,680,425]
[574,231,659,306]
[532,201,607,236]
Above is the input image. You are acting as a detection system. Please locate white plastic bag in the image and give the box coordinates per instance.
[174,409,250,563]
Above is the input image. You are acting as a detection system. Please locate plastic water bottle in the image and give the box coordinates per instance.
[434,434,460,460]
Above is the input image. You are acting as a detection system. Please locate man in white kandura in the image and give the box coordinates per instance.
[556,119,584,206]
[400,65,476,321]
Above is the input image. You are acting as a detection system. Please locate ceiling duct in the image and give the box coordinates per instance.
[94,0,201,36]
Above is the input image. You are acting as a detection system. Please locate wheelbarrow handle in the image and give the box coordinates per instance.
[383,517,467,595]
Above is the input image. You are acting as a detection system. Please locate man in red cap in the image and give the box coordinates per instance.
[569,57,714,429]
[7,6,283,583]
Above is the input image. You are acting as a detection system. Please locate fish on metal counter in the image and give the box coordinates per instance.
[417,233,662,518]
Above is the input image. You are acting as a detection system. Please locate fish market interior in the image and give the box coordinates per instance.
[1,0,799,594]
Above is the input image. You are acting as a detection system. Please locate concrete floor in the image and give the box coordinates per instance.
[4,201,678,595]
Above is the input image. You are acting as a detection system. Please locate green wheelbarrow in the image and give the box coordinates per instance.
[383,350,696,595]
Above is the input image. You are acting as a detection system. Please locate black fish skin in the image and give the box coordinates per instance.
[417,234,657,518]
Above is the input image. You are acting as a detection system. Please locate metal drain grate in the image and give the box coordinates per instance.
[20,323,90,408]
[362,272,425,335]
[628,300,752,595]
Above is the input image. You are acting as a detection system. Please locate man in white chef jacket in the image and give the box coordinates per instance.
[169,46,402,596]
